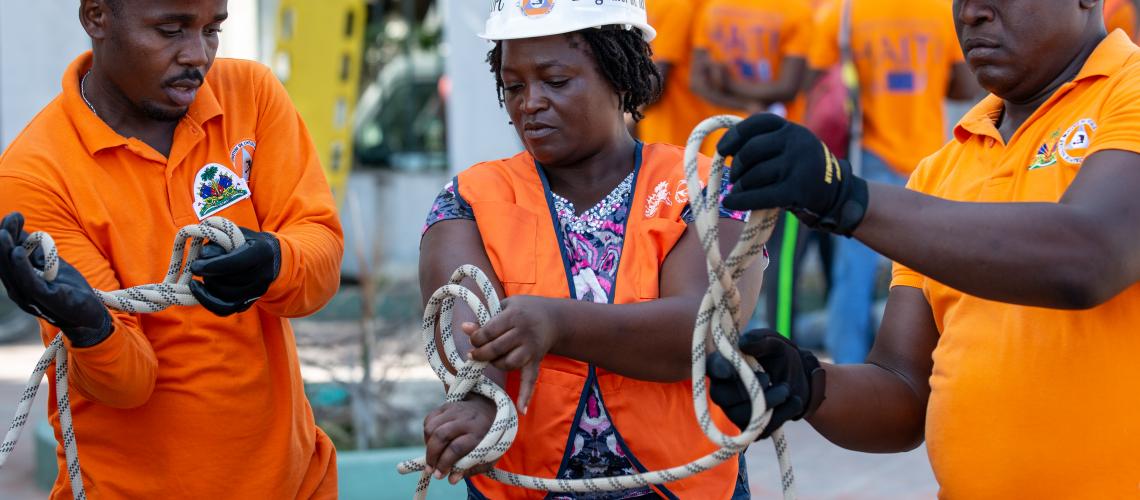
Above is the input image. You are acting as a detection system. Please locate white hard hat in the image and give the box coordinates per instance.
[480,0,656,43]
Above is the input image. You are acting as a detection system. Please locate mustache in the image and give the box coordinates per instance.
[164,69,204,86]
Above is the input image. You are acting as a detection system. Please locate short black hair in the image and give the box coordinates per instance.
[486,26,663,122]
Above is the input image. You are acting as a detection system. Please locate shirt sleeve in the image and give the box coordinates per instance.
[808,3,841,70]
[782,2,815,59]
[691,3,715,52]
[889,156,935,290]
[944,11,965,64]
[422,177,475,235]
[0,175,157,408]
[1085,64,1140,157]
[648,0,692,64]
[250,65,345,318]
[681,168,750,223]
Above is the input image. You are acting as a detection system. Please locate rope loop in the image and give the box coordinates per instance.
[401,116,796,499]
[0,217,245,500]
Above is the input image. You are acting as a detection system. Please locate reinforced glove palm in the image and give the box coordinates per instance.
[706,328,826,439]
[189,227,281,316]
[718,113,869,236]
[0,212,111,347]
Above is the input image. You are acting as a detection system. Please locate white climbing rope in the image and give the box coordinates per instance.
[0,217,244,500]
[399,116,793,498]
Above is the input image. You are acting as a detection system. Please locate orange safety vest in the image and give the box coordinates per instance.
[455,142,742,499]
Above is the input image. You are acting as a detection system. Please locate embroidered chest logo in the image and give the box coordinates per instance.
[193,163,251,219]
[229,139,257,182]
[645,179,701,218]
[1057,118,1096,165]
[1028,131,1060,170]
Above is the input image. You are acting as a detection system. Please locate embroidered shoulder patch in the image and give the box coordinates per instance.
[193,163,251,219]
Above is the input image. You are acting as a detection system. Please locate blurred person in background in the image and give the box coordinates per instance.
[0,0,343,497]
[689,0,814,121]
[808,0,979,363]
[688,0,822,344]
[1104,0,1140,41]
[638,0,718,157]
[417,1,763,498]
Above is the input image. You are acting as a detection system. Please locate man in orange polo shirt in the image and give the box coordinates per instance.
[808,0,980,364]
[707,0,1140,496]
[0,0,343,498]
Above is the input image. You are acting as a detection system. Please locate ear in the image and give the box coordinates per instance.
[79,0,112,41]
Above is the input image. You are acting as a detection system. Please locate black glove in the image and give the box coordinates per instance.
[718,113,869,236]
[706,328,826,440]
[189,227,281,317]
[0,212,112,347]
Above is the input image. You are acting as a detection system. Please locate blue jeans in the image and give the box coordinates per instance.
[824,150,907,364]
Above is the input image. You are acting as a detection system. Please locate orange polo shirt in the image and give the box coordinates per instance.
[892,32,1140,498]
[692,0,814,121]
[809,0,962,176]
[640,0,719,154]
[0,52,344,499]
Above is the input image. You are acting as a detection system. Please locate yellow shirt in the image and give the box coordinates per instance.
[892,31,1140,498]
[809,0,962,175]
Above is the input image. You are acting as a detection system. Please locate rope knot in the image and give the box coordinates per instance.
[402,116,796,499]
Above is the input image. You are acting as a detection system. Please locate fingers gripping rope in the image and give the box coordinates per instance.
[399,116,796,499]
[0,217,244,500]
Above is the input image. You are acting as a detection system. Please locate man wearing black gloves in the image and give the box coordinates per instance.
[0,1,343,498]
[708,0,1140,497]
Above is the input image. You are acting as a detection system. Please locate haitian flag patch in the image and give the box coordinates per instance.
[193,163,251,219]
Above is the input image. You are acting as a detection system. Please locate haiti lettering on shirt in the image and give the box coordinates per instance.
[851,19,950,95]
[703,4,787,83]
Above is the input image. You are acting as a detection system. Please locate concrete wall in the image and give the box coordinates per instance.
[0,2,89,150]
[0,1,262,151]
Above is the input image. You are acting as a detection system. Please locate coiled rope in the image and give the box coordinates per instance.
[0,217,244,500]
[399,116,793,498]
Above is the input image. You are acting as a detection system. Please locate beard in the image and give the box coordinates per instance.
[139,100,189,122]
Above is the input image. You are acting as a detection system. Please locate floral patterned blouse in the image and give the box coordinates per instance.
[424,165,757,500]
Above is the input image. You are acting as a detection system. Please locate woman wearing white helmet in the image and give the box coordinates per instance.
[419,1,765,498]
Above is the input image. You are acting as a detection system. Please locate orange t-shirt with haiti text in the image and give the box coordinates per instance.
[0,52,344,499]
[692,0,814,121]
[810,0,962,176]
[892,31,1140,498]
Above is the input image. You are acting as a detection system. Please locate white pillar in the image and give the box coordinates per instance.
[0,1,90,150]
[440,0,520,175]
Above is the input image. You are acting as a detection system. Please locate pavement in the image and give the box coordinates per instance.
[0,331,938,500]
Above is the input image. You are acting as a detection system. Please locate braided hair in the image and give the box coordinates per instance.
[486,26,663,122]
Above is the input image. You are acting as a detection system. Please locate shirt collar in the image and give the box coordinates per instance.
[953,30,1140,143]
[64,51,224,156]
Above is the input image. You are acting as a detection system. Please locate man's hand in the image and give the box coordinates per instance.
[189,227,281,316]
[0,212,112,347]
[707,328,826,439]
[718,113,869,236]
[422,396,497,485]
[464,295,562,414]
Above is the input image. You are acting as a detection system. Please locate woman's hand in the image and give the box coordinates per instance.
[422,395,498,484]
[463,295,564,414]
